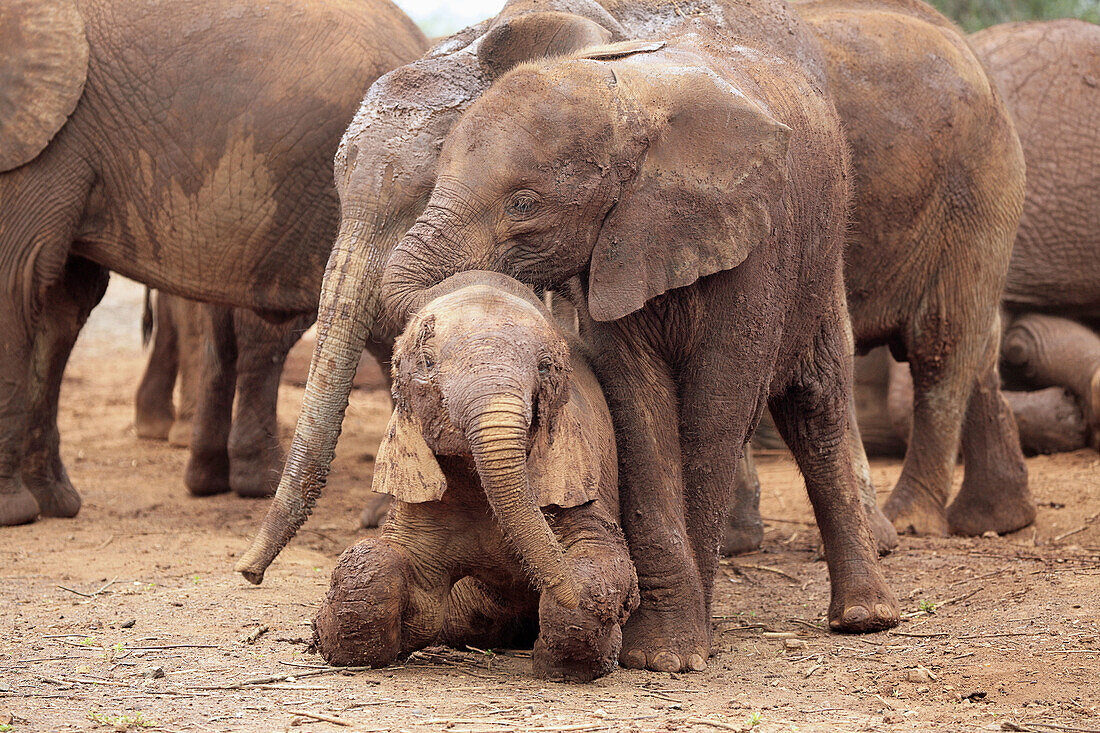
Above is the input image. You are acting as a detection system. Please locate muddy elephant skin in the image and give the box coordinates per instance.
[0,0,427,526]
[314,272,638,682]
[241,0,902,676]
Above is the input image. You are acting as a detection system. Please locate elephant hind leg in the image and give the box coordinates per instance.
[184,306,234,496]
[947,330,1034,536]
[134,291,178,440]
[22,256,109,517]
[768,285,898,633]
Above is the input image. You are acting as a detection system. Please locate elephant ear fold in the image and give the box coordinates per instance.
[371,405,447,504]
[0,0,89,172]
[587,57,792,322]
[527,367,609,509]
[477,11,612,79]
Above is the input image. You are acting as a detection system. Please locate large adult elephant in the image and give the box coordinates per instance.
[843,21,1100,461]
[239,0,900,673]
[723,0,1030,550]
[0,0,426,525]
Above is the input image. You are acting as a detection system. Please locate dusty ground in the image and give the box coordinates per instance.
[2,278,1098,733]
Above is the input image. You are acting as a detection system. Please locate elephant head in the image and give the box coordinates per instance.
[236,0,628,583]
[382,34,791,324]
[371,271,606,608]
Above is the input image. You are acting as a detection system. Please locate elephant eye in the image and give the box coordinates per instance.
[538,357,552,376]
[506,190,540,219]
[420,351,435,370]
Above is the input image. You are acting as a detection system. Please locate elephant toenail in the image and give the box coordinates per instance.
[621,649,647,669]
[842,605,871,627]
[650,651,681,672]
[874,603,896,620]
[688,654,707,671]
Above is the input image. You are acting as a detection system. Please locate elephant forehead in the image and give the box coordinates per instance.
[427,286,549,333]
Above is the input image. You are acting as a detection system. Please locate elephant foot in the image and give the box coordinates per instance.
[620,586,709,673]
[314,539,412,667]
[184,449,231,496]
[229,446,282,498]
[167,418,193,448]
[882,482,948,536]
[360,492,394,528]
[0,478,41,526]
[1088,369,1100,450]
[827,557,899,633]
[719,518,763,557]
[947,479,1035,537]
[25,470,82,518]
[134,413,173,441]
[534,554,638,682]
[867,503,899,555]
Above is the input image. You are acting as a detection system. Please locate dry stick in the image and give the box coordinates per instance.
[1021,723,1100,733]
[1053,512,1100,542]
[889,631,948,638]
[732,564,800,584]
[284,709,350,727]
[684,717,746,731]
[196,665,377,690]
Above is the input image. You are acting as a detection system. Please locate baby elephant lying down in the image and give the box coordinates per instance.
[314,272,638,681]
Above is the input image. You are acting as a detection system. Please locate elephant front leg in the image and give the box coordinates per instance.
[533,509,639,682]
[769,300,898,633]
[948,330,1034,536]
[184,307,235,496]
[22,257,109,518]
[720,447,764,557]
[134,291,179,441]
[227,310,310,497]
[593,335,708,673]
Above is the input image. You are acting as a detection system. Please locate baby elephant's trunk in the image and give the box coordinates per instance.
[465,393,581,609]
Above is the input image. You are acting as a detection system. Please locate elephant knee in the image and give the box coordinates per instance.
[313,539,413,667]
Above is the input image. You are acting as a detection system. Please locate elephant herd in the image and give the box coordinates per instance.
[1,0,1098,680]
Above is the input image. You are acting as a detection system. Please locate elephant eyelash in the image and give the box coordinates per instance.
[505,190,541,219]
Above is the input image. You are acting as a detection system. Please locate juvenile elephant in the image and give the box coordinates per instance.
[242,0,900,673]
[314,272,638,681]
[0,0,426,525]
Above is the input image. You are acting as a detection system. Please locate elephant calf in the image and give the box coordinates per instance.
[314,272,638,681]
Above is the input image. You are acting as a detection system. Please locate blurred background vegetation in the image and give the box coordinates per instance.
[930,0,1099,31]
[396,0,1099,38]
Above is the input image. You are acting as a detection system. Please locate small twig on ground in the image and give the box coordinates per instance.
[788,618,828,633]
[732,564,800,584]
[889,630,948,638]
[285,708,350,726]
[957,632,1036,640]
[56,585,94,598]
[196,665,378,690]
[1054,511,1100,542]
[684,717,747,732]
[1017,722,1100,733]
[240,625,269,644]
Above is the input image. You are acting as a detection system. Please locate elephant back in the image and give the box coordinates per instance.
[0,0,89,172]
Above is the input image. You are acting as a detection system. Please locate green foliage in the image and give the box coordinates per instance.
[87,711,156,730]
[919,598,937,614]
[930,0,1100,32]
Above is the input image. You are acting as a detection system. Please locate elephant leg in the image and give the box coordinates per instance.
[184,307,235,496]
[768,299,898,633]
[167,297,205,448]
[597,334,708,674]
[1006,387,1089,455]
[228,310,309,497]
[441,577,538,652]
[849,388,898,554]
[947,330,1034,536]
[1002,313,1100,447]
[882,325,984,536]
[134,291,178,440]
[360,492,394,528]
[720,447,763,557]
[533,507,639,682]
[22,257,109,518]
[0,331,38,526]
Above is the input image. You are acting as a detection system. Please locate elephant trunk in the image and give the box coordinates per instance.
[465,392,581,609]
[236,215,385,584]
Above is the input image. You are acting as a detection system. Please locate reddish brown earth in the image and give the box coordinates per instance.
[1,279,1098,732]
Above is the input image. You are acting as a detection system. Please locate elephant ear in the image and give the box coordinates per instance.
[527,366,608,509]
[371,405,448,504]
[0,0,89,172]
[586,54,792,322]
[477,11,612,79]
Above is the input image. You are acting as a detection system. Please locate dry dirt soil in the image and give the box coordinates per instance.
[2,279,1098,733]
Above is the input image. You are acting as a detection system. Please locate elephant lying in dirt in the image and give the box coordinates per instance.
[314,272,638,681]
[135,292,390,498]
[0,0,425,525]
[242,0,900,674]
